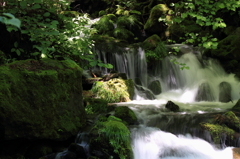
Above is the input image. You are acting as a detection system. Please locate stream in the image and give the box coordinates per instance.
[96,44,240,158]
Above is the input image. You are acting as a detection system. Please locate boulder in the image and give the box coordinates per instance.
[91,78,134,103]
[165,101,179,112]
[114,106,138,125]
[144,4,171,36]
[135,85,155,100]
[219,81,232,103]
[148,80,162,95]
[0,59,86,157]
[195,82,214,101]
[215,111,240,132]
[89,116,133,159]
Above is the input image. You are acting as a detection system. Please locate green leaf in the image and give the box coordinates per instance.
[89,61,98,67]
[20,1,27,9]
[6,18,21,28]
[3,13,15,19]
[16,49,21,56]
[31,4,41,9]
[43,12,50,17]
[14,42,18,47]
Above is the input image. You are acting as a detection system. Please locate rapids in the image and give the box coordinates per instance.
[95,44,240,159]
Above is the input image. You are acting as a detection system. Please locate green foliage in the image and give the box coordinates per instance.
[170,0,240,49]
[84,98,108,114]
[200,123,234,143]
[94,117,132,159]
[145,41,167,61]
[1,0,112,69]
[0,13,21,31]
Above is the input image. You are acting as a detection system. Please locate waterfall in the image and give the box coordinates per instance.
[95,44,240,102]
[95,44,240,158]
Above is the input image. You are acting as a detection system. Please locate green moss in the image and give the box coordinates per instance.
[95,15,115,34]
[91,78,134,103]
[84,98,109,114]
[142,34,162,50]
[0,59,86,140]
[92,119,133,159]
[115,106,137,125]
[144,4,169,30]
[200,123,235,144]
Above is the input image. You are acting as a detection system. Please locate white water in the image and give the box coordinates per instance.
[131,127,233,159]
[96,44,240,159]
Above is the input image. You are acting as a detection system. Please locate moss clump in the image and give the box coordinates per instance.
[200,123,235,144]
[115,106,138,125]
[91,78,134,103]
[144,4,169,30]
[142,34,162,50]
[0,59,86,140]
[84,98,109,114]
[90,117,133,159]
[215,111,240,131]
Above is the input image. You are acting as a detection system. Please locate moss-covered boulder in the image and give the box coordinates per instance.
[0,59,86,140]
[142,34,162,50]
[200,123,235,144]
[114,106,138,125]
[144,4,171,35]
[91,78,134,103]
[215,111,240,131]
[210,27,240,61]
[89,116,133,159]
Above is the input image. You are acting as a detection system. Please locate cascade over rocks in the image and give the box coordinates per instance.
[148,80,162,95]
[219,81,232,103]
[195,82,214,101]
[0,59,86,158]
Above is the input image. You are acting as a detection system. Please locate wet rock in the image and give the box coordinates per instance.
[215,111,240,132]
[148,80,162,95]
[114,106,138,125]
[219,81,232,103]
[165,101,180,112]
[195,82,214,101]
[68,143,87,159]
[135,85,155,100]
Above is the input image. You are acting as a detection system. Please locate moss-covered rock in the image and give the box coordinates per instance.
[210,27,240,61]
[0,59,86,140]
[144,4,170,35]
[91,78,134,103]
[142,34,162,50]
[89,116,133,159]
[215,111,240,131]
[200,123,235,144]
[114,106,138,125]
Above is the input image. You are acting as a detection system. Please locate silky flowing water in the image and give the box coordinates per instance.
[96,45,240,159]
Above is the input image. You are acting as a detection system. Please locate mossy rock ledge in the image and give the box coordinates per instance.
[0,59,86,157]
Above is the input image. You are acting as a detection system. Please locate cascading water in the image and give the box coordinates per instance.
[95,44,240,158]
